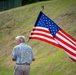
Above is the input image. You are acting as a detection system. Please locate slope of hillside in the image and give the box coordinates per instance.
[0,0,76,75]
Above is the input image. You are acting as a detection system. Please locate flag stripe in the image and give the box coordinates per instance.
[29,35,61,48]
[55,36,76,52]
[69,57,76,62]
[56,32,76,48]
[30,27,61,48]
[33,27,50,33]
[31,31,53,39]
[55,38,76,56]
[65,51,76,62]
[60,30,76,45]
[65,51,76,60]
[56,31,76,48]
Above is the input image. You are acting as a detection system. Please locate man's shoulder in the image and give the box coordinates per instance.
[25,44,32,51]
[14,45,20,49]
[26,45,32,49]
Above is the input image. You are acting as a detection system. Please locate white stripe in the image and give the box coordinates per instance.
[55,38,76,54]
[56,33,76,48]
[65,51,76,60]
[32,31,52,37]
[31,35,58,44]
[59,31,76,45]
[34,26,49,31]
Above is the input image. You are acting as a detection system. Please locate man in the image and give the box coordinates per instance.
[12,36,35,75]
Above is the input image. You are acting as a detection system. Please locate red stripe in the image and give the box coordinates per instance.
[61,30,76,45]
[31,32,53,39]
[29,36,61,48]
[55,35,76,50]
[30,27,61,48]
[55,37,76,56]
[59,44,76,56]
[58,30,76,46]
[69,57,76,62]
[33,27,50,33]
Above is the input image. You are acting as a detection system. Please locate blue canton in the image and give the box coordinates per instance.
[35,11,61,37]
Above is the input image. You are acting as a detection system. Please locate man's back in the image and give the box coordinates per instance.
[12,43,34,64]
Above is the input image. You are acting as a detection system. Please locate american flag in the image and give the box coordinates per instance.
[29,11,76,62]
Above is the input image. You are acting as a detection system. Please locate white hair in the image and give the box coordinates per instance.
[16,36,25,42]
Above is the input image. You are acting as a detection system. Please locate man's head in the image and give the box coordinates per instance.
[15,36,25,45]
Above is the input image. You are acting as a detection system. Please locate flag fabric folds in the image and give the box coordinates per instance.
[29,11,76,62]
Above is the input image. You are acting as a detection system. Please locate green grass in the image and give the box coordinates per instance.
[0,0,76,75]
[0,66,13,75]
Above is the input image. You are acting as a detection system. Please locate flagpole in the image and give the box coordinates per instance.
[26,38,30,44]
[27,6,44,44]
[41,5,44,11]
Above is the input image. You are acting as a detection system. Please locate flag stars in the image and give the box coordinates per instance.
[46,20,48,22]
[50,24,51,26]
[52,22,53,24]
[36,12,61,37]
[49,22,50,24]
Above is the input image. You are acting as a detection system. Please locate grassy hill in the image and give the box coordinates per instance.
[0,0,76,75]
